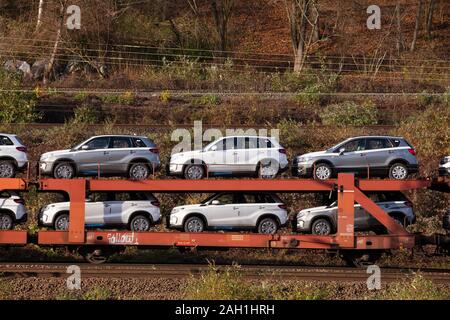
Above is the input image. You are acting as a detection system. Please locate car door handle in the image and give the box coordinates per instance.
[233,206,239,210]
[233,152,238,155]
[388,150,394,154]
[259,206,265,209]
[130,150,136,154]
[104,151,110,155]
[104,204,110,207]
[360,153,366,156]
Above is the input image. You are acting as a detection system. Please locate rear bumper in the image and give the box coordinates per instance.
[407,164,419,174]
[15,213,28,223]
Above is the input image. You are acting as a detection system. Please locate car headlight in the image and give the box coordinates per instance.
[297,157,309,162]
[171,207,181,214]
[442,157,450,164]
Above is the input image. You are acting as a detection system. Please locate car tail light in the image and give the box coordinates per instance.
[151,200,160,207]
[14,199,25,204]
[279,149,287,154]
[149,148,159,154]
[278,204,287,209]
[408,148,416,156]
[16,146,27,153]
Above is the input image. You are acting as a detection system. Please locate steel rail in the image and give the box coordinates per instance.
[1,263,450,283]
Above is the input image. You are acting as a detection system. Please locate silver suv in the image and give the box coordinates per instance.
[40,135,160,179]
[295,191,415,235]
[292,136,418,180]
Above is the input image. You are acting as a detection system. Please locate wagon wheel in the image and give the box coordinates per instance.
[78,247,110,264]
[340,250,384,268]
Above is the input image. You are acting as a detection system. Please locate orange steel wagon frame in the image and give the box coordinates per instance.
[0,174,448,252]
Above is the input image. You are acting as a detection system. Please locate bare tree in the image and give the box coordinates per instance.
[426,0,435,38]
[395,1,405,53]
[209,0,234,55]
[410,0,423,51]
[35,0,45,32]
[286,0,318,72]
[44,0,67,84]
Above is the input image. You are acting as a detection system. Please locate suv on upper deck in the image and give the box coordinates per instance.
[168,136,288,179]
[292,136,418,180]
[39,135,160,180]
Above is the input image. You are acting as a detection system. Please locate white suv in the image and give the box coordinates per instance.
[168,192,288,234]
[0,191,27,230]
[439,156,450,176]
[168,136,289,179]
[0,134,29,178]
[39,192,161,231]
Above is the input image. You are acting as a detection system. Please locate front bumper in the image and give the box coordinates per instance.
[39,161,54,175]
[439,167,450,176]
[291,163,313,177]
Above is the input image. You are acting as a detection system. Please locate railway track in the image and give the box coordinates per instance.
[1,263,450,283]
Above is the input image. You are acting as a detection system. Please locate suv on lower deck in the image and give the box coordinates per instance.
[168,136,289,179]
[0,191,27,230]
[0,134,28,178]
[292,136,418,180]
[168,192,288,234]
[39,135,160,180]
[295,191,415,235]
[39,192,161,231]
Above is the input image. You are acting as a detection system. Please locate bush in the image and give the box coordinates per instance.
[377,274,449,300]
[73,104,99,124]
[184,263,328,300]
[0,70,40,123]
[320,100,378,126]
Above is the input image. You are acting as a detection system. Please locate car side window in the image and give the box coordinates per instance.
[258,138,273,149]
[133,138,147,148]
[366,138,392,150]
[89,192,113,202]
[115,193,131,201]
[84,137,110,150]
[341,139,366,152]
[0,136,13,146]
[111,137,132,149]
[213,193,235,204]
[243,194,257,203]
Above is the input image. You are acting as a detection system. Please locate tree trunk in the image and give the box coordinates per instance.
[410,0,423,51]
[426,0,435,38]
[35,0,45,32]
[44,1,65,85]
[210,0,234,56]
[286,0,310,73]
[311,1,320,42]
[395,1,404,53]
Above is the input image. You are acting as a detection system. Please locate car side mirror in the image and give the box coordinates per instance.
[81,145,90,151]
[339,147,345,155]
[210,145,217,151]
[211,200,220,205]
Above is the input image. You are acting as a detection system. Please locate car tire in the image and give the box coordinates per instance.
[389,163,408,180]
[129,214,151,232]
[0,213,14,230]
[258,159,279,179]
[311,218,333,235]
[313,163,332,180]
[54,213,70,231]
[0,161,16,178]
[257,217,278,234]
[128,163,150,180]
[53,162,75,179]
[184,216,205,232]
[184,164,205,180]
